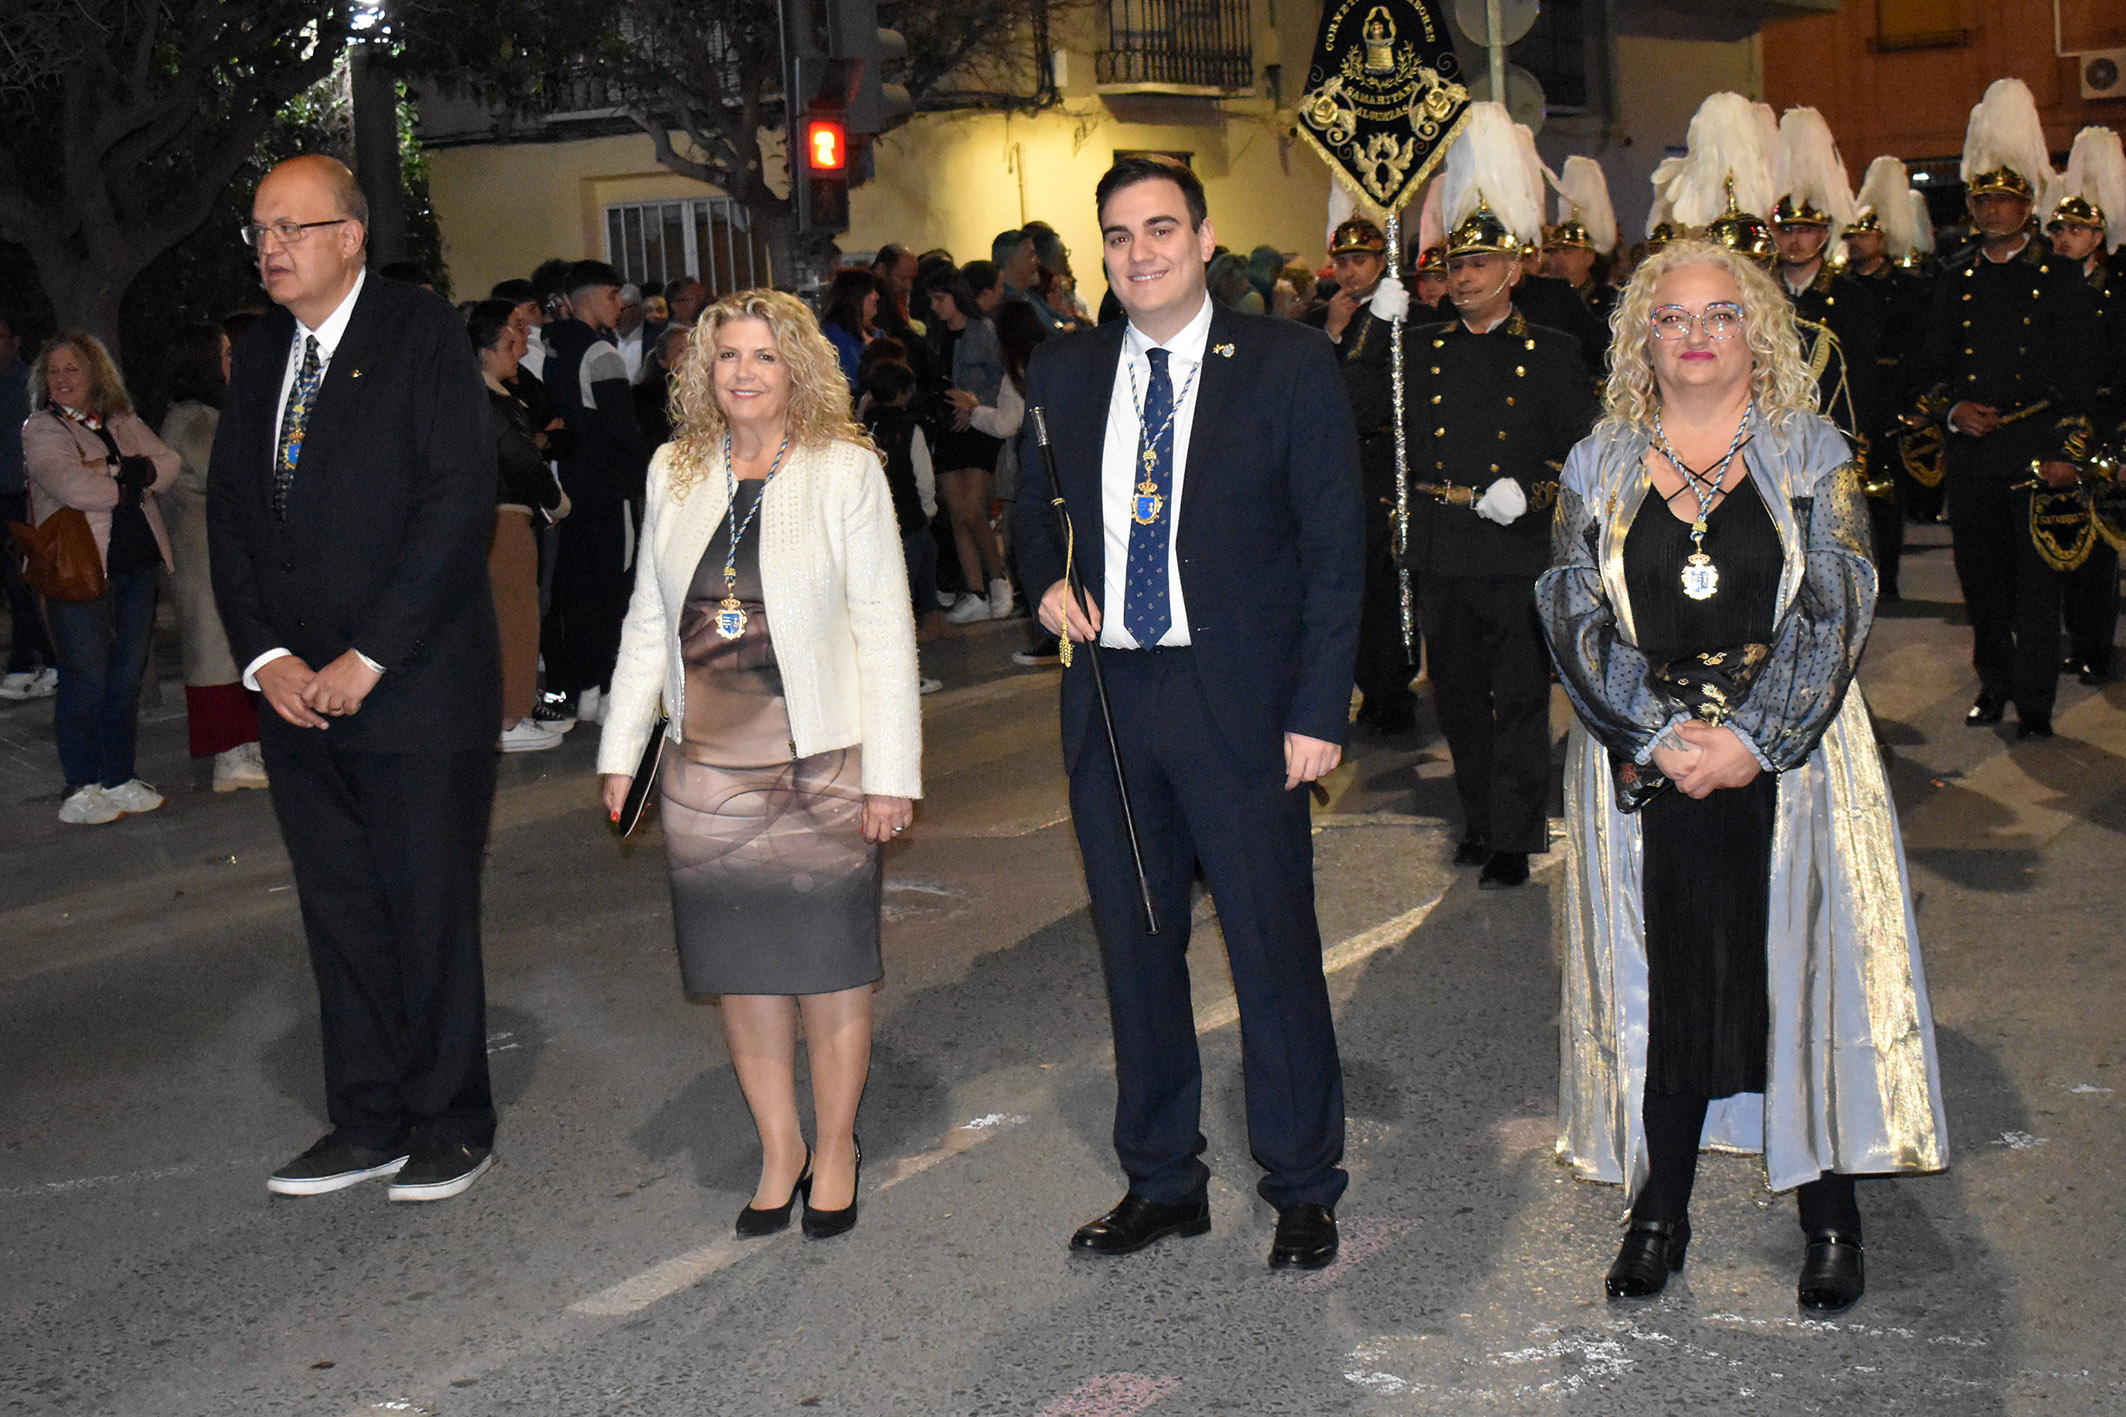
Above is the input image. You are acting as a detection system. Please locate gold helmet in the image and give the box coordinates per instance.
[1843,209,1882,236]
[1960,79,2051,204]
[1544,219,1594,252]
[1329,217,1388,256]
[1771,196,1831,227]
[2044,127,2125,246]
[1445,205,1523,259]
[1413,245,1446,275]
[2047,195,2106,233]
[1439,103,1545,261]
[1670,94,1777,264]
[1704,179,1777,266]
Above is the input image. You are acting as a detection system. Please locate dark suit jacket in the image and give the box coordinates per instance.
[1013,304,1364,775]
[208,274,501,754]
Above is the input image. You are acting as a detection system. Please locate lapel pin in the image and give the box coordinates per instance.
[1212,343,1234,358]
[348,368,362,379]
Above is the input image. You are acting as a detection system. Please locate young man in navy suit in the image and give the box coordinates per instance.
[1014,156,1365,1269]
[209,155,502,1202]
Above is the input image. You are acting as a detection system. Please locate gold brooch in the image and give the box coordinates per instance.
[1212,343,1234,358]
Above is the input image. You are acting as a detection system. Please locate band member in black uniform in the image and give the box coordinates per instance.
[1306,217,1418,732]
[1544,156,1620,336]
[1847,157,1941,539]
[1906,79,2102,737]
[1404,105,1600,890]
[2047,127,2126,683]
[1771,109,1892,590]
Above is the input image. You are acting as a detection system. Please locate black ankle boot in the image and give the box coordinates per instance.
[1605,1216,1690,1298]
[1797,1229,1865,1313]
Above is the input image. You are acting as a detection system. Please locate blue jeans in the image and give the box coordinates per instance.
[902,525,939,620]
[45,565,158,791]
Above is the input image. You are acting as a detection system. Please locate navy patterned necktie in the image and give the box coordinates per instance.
[1123,346,1174,647]
[274,335,322,520]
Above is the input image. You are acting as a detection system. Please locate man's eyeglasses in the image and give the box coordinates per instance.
[241,219,349,249]
[1650,303,1745,341]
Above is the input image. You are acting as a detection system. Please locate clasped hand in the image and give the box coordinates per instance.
[256,650,381,729]
[1649,720,1761,799]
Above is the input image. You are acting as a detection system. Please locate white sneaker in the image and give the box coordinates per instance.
[499,718,564,753]
[987,577,1016,619]
[103,779,166,814]
[578,688,604,724]
[936,589,958,609]
[919,676,944,696]
[28,666,57,698]
[213,743,270,791]
[0,671,34,700]
[944,593,990,625]
[58,784,121,825]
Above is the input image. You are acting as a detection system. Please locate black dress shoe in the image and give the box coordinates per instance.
[1268,1203,1339,1270]
[2015,714,2054,739]
[1479,851,1530,889]
[736,1148,812,1238]
[1966,694,2006,726]
[1604,1216,1690,1298]
[1367,705,1418,735]
[1070,1193,1211,1256]
[1797,1229,1865,1313]
[801,1138,861,1240]
[1452,830,1491,868]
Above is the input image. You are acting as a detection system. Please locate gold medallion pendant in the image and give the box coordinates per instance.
[1131,481,1165,525]
[715,596,748,640]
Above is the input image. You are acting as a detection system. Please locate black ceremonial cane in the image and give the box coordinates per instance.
[1030,406,1160,936]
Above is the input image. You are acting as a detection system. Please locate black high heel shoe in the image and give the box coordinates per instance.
[1797,1229,1865,1313]
[735,1148,812,1238]
[1604,1216,1690,1298]
[801,1136,862,1240]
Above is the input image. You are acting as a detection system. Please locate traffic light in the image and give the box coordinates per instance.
[791,57,855,236]
[824,0,912,174]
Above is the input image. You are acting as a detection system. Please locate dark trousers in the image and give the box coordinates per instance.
[1355,505,1417,716]
[2063,541,2119,674]
[541,496,631,698]
[1867,492,1904,599]
[1946,426,2063,718]
[901,524,938,622]
[1418,573,1552,854]
[1638,1090,1861,1237]
[1,490,56,673]
[45,565,157,791]
[264,741,499,1150]
[1067,648,1347,1210]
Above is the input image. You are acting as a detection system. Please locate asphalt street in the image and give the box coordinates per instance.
[3,524,2123,1416]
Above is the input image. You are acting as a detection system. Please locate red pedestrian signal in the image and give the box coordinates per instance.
[807,119,846,172]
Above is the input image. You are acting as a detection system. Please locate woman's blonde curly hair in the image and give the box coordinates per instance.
[1597,240,1819,436]
[28,333,134,419]
[664,288,874,500]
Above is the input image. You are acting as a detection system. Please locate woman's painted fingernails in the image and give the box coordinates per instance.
[609,809,620,822]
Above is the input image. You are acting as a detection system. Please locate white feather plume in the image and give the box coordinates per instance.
[1554,155,1618,253]
[1646,156,1684,238]
[2053,125,2126,253]
[1440,102,1545,246]
[1960,77,2054,191]
[1670,92,1775,228]
[1910,192,1935,255]
[1773,107,1859,226]
[1854,155,1920,255]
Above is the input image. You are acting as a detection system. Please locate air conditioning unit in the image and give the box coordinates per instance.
[2082,50,2126,102]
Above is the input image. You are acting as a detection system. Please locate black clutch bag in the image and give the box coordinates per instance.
[613,715,668,839]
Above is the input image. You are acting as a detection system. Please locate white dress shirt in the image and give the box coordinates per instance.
[1099,294,1212,649]
[244,269,384,689]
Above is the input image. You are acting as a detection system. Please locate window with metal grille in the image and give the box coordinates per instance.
[603,198,774,297]
[1096,0,1254,92]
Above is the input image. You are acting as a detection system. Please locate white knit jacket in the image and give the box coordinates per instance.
[596,436,923,799]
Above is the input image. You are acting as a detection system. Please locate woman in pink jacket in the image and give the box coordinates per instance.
[22,334,179,825]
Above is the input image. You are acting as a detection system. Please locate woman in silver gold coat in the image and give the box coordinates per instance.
[1536,241,1948,1314]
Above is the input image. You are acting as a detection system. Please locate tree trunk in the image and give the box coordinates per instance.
[352,42,409,268]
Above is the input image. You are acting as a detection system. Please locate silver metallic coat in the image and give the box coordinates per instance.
[1535,411,1949,1196]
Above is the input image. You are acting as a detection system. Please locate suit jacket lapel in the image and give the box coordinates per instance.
[1058,321,1126,594]
[1176,304,1240,557]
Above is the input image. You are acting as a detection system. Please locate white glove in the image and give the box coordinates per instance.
[1368,273,1410,322]
[1473,477,1528,526]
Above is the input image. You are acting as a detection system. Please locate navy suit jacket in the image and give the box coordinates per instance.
[208,274,501,754]
[1013,303,1365,775]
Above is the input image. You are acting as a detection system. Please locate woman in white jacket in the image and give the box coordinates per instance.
[599,290,921,1242]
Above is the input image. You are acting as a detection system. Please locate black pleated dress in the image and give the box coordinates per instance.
[1623,474,1783,1099]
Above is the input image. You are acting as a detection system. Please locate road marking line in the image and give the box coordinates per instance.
[1193,893,1443,1035]
[569,1238,748,1317]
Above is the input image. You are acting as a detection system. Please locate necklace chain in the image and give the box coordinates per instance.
[721,430,791,591]
[1124,349,1201,482]
[1652,405,1752,537]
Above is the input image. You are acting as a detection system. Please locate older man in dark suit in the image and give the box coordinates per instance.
[210,155,502,1202]
[1014,156,1364,1270]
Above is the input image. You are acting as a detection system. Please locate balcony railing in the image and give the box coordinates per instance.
[1096,0,1254,93]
